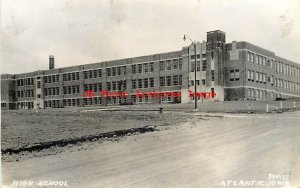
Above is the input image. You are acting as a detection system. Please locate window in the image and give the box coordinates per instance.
[98,69,102,77]
[98,83,102,91]
[247,70,251,81]
[122,66,126,75]
[179,75,182,85]
[56,87,59,95]
[94,83,98,92]
[107,82,111,91]
[144,79,148,88]
[191,62,195,72]
[138,79,142,88]
[138,64,142,73]
[258,56,262,65]
[196,61,200,71]
[144,63,148,73]
[132,65,136,74]
[112,67,116,76]
[160,77,165,86]
[230,70,235,81]
[84,84,88,91]
[76,72,79,80]
[190,80,194,86]
[202,61,207,71]
[112,81,116,90]
[255,72,259,82]
[149,62,154,72]
[117,67,121,75]
[173,75,178,85]
[159,61,165,71]
[72,73,76,80]
[202,79,206,85]
[166,60,172,70]
[93,70,97,78]
[149,78,154,87]
[211,70,215,81]
[166,76,171,86]
[172,59,178,69]
[84,71,88,79]
[247,52,250,62]
[255,54,259,64]
[259,73,263,83]
[107,68,112,76]
[37,81,41,88]
[179,58,182,69]
[88,70,92,78]
[89,84,93,91]
[76,85,80,93]
[235,69,240,81]
[117,81,122,90]
[132,80,137,89]
[123,80,127,90]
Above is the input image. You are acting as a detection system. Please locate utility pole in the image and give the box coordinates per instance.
[184,34,198,109]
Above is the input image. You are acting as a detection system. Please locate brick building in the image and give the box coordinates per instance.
[1,30,300,110]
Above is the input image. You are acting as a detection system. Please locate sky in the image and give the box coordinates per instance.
[1,0,300,74]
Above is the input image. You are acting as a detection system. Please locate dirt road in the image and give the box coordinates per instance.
[2,112,300,188]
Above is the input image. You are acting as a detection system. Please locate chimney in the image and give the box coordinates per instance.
[49,55,55,69]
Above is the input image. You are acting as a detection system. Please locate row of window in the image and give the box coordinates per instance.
[83,69,102,79]
[275,61,300,78]
[107,80,127,91]
[159,59,182,71]
[17,90,34,98]
[64,98,80,107]
[247,70,267,84]
[132,62,154,74]
[191,60,207,72]
[274,78,300,91]
[190,79,206,86]
[63,85,80,95]
[190,54,206,59]
[84,83,102,92]
[16,101,34,109]
[44,100,60,108]
[247,52,267,66]
[247,88,268,99]
[159,75,182,87]
[17,78,34,86]
[63,72,80,81]
[44,87,60,96]
[107,66,126,77]
[45,93,182,108]
[132,78,154,89]
[44,75,60,83]
[230,69,240,81]
[247,51,300,78]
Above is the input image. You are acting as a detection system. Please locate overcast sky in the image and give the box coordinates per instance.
[1,0,300,74]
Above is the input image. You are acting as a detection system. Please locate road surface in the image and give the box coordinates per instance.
[2,112,300,188]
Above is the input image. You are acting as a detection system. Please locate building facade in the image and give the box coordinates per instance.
[1,30,300,110]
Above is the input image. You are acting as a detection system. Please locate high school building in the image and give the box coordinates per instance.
[1,30,300,110]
